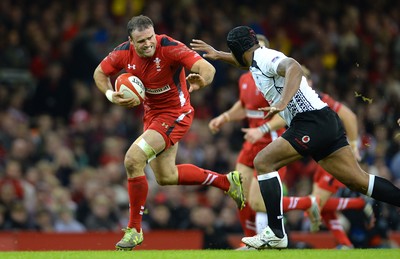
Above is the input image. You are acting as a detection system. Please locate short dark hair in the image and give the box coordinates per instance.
[127,15,154,37]
[227,26,258,66]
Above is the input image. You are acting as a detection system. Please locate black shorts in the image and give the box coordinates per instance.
[282,107,348,161]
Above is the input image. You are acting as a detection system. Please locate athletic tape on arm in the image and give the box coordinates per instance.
[137,138,157,162]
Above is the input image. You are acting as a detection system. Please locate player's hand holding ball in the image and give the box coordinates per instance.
[108,73,145,108]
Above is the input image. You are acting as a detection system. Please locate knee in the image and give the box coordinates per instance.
[155,173,176,186]
[124,152,146,176]
[253,152,273,172]
[253,153,264,171]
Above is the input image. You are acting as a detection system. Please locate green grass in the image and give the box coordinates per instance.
[0,249,399,259]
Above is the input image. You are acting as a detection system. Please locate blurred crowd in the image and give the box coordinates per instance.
[0,0,399,249]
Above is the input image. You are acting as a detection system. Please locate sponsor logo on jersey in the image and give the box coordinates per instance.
[127,64,136,70]
[145,85,171,94]
[161,122,169,129]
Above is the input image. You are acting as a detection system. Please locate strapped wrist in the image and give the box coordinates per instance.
[105,89,114,103]
[259,122,271,134]
[349,140,358,146]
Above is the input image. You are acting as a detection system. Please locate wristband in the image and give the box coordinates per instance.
[222,112,231,122]
[349,140,358,147]
[259,122,271,134]
[105,89,114,103]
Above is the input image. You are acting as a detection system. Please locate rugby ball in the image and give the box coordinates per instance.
[114,73,145,103]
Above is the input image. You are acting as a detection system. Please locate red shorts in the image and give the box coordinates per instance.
[313,165,344,193]
[237,141,287,180]
[143,109,193,150]
[237,141,265,168]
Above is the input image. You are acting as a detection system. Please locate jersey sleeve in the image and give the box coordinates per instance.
[238,73,246,106]
[100,42,129,76]
[259,48,287,77]
[161,36,202,70]
[319,92,342,112]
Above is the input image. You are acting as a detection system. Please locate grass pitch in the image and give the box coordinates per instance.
[0,249,399,259]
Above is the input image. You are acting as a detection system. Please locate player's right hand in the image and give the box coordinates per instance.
[190,39,219,60]
[208,115,226,134]
[241,127,264,144]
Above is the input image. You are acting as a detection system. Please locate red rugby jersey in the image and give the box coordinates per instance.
[100,34,202,113]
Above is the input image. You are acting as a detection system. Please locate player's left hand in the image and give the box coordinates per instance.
[259,101,286,119]
[112,91,140,108]
[241,127,263,144]
[187,73,206,92]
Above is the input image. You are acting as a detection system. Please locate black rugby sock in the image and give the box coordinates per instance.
[258,172,285,238]
[370,175,400,207]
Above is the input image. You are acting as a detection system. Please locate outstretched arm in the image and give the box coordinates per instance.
[187,59,216,92]
[190,39,245,68]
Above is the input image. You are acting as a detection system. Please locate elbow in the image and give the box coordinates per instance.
[93,66,99,83]
[205,65,216,86]
[210,66,216,79]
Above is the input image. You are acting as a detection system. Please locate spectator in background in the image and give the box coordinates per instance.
[3,201,34,230]
[34,209,55,232]
[29,62,74,121]
[54,207,86,233]
[189,206,233,249]
[85,194,119,232]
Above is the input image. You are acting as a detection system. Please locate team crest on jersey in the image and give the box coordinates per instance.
[302,135,310,143]
[154,57,161,71]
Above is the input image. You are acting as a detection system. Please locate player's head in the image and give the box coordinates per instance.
[256,34,269,48]
[127,15,157,58]
[227,26,258,67]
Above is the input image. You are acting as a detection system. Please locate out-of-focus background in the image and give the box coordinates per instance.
[0,0,399,250]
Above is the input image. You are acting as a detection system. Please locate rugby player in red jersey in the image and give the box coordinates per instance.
[93,15,244,250]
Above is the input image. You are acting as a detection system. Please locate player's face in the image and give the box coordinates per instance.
[130,27,157,58]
